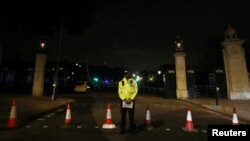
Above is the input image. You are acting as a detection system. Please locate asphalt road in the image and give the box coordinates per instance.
[1,92,248,141]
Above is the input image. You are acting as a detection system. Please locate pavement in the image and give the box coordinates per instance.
[0,93,250,130]
[179,98,250,122]
[0,94,74,130]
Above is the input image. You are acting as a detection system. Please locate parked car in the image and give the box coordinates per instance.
[74,81,91,93]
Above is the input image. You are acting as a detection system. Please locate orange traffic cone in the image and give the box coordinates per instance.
[102,103,116,129]
[65,104,72,125]
[8,98,17,129]
[145,104,154,130]
[182,106,197,132]
[232,107,239,125]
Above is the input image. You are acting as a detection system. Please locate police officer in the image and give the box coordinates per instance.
[118,70,138,134]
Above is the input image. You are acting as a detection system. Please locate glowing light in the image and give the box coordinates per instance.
[40,42,45,48]
[168,70,175,74]
[177,43,181,48]
[187,69,195,74]
[93,77,99,82]
[215,69,223,73]
[135,76,141,82]
[149,77,154,81]
[158,70,162,75]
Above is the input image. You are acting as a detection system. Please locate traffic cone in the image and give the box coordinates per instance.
[232,107,239,125]
[182,106,197,132]
[8,98,17,129]
[102,103,116,129]
[65,104,72,125]
[145,104,154,130]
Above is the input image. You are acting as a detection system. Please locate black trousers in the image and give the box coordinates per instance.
[120,100,136,132]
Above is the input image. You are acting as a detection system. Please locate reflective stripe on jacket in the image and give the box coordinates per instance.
[118,77,138,100]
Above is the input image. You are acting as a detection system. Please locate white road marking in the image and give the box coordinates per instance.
[56,108,64,112]
[43,125,48,128]
[165,128,171,131]
[222,116,232,120]
[221,116,246,124]
[76,126,82,128]
[25,125,31,128]
[45,113,56,118]
[37,118,45,121]
[202,130,207,133]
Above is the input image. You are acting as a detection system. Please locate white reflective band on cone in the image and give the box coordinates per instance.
[186,111,192,121]
[146,110,151,120]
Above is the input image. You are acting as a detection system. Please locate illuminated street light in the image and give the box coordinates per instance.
[135,75,142,82]
[40,42,45,49]
[175,35,183,51]
[187,69,195,74]
[177,43,181,48]
[215,69,223,73]
[157,70,162,75]
[168,69,175,74]
[94,78,99,82]
[149,76,154,81]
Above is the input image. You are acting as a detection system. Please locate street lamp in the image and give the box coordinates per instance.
[215,69,223,73]
[157,70,162,75]
[51,18,63,101]
[175,35,183,51]
[38,40,46,52]
[149,76,154,81]
[40,42,45,49]
[168,69,175,74]
[214,68,223,101]
[187,69,195,74]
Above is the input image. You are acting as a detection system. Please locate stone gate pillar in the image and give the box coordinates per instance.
[32,41,47,96]
[174,36,188,99]
[221,26,250,99]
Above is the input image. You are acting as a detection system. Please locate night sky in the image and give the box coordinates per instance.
[1,1,250,71]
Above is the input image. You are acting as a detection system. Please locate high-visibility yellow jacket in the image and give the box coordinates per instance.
[118,77,138,100]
